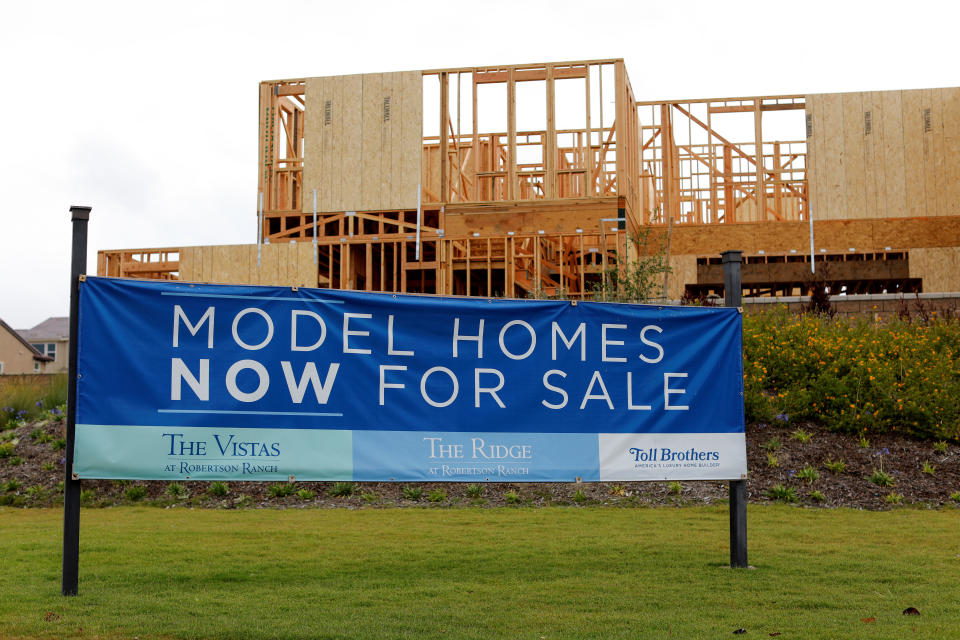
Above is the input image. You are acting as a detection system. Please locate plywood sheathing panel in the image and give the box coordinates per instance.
[921,89,943,218]
[902,90,926,219]
[818,93,849,220]
[648,217,960,257]
[666,255,697,300]
[177,244,317,287]
[303,71,421,214]
[909,247,960,291]
[944,87,960,218]
[341,74,363,210]
[444,197,621,236]
[881,91,907,219]
[805,94,822,220]
[841,92,866,219]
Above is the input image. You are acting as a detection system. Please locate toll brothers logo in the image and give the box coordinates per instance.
[628,445,721,470]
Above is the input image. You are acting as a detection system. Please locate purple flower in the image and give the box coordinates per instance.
[757,423,768,429]
[776,413,789,422]
[36,401,43,408]
[51,408,62,416]
[788,469,795,478]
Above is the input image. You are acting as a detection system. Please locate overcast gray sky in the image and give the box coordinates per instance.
[1,0,957,329]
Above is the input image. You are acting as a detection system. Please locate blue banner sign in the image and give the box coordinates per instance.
[74,277,745,482]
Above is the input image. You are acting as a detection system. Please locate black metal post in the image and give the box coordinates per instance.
[62,205,90,596]
[722,249,748,569]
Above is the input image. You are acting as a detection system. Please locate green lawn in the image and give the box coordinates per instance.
[0,505,958,639]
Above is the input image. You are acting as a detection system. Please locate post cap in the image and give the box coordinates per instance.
[721,250,743,263]
[69,206,91,221]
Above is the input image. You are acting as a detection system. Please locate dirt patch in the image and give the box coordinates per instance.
[1,417,957,510]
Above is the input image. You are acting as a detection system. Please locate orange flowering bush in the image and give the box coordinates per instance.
[743,308,960,441]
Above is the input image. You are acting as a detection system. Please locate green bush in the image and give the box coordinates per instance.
[427,488,447,503]
[465,484,484,498]
[402,485,423,501]
[328,482,354,497]
[124,485,147,502]
[503,490,522,505]
[766,484,798,503]
[744,310,960,440]
[268,483,295,498]
[208,481,229,497]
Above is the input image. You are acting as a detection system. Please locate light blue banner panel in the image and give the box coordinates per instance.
[352,431,600,482]
[74,424,352,481]
[73,277,745,481]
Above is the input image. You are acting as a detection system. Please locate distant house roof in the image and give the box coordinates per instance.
[18,317,70,342]
[0,317,54,362]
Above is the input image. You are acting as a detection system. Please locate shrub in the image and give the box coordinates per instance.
[868,469,895,488]
[668,481,682,496]
[3,479,21,492]
[297,489,315,500]
[124,485,147,501]
[427,488,447,503]
[796,465,819,483]
[503,490,522,504]
[766,484,798,503]
[824,459,846,474]
[402,485,423,501]
[884,492,904,505]
[80,489,94,504]
[790,428,813,444]
[329,482,354,497]
[761,437,781,452]
[809,490,826,502]
[360,491,378,503]
[7,456,23,466]
[743,312,960,440]
[572,488,587,503]
[933,441,948,454]
[950,491,960,503]
[465,484,484,498]
[51,438,66,451]
[766,453,779,468]
[922,461,936,476]
[42,461,55,472]
[208,481,229,497]
[0,443,13,458]
[268,483,295,498]
[609,484,627,497]
[166,482,186,498]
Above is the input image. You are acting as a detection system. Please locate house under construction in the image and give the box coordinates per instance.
[98,59,960,300]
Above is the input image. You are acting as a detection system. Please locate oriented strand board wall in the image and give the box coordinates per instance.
[909,247,960,292]
[666,255,697,300]
[180,244,318,287]
[303,71,422,213]
[806,87,959,221]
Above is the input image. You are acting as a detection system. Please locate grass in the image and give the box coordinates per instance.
[0,375,68,428]
[1,506,959,638]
